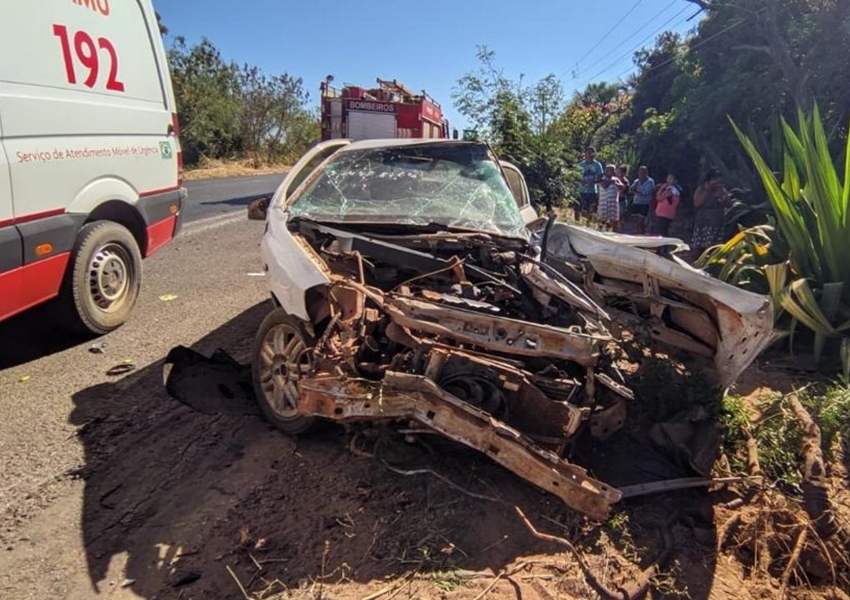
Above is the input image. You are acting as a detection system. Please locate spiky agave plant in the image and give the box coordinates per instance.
[730,105,850,361]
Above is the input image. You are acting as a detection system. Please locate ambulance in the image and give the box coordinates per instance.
[0,0,185,334]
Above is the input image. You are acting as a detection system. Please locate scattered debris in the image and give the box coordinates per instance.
[89,342,107,354]
[106,362,136,377]
[159,294,179,302]
[247,196,270,221]
[120,578,136,588]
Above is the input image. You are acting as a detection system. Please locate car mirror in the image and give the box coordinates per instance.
[248,197,270,221]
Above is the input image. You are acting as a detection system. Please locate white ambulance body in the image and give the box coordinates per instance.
[0,0,185,334]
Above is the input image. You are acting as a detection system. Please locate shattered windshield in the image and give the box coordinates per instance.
[287,143,529,239]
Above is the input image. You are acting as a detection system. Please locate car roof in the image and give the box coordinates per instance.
[336,138,485,153]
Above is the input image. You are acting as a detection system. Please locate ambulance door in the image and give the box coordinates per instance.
[0,112,24,321]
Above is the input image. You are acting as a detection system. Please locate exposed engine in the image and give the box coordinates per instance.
[292,219,632,453]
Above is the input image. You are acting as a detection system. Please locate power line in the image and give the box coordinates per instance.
[568,0,646,75]
[571,0,680,81]
[576,4,691,89]
[615,7,766,85]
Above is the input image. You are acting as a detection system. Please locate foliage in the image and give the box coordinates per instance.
[235,65,314,162]
[696,224,786,294]
[155,11,168,36]
[452,46,519,140]
[606,0,850,194]
[454,49,632,209]
[167,37,318,167]
[731,105,850,359]
[721,383,850,488]
[168,37,242,165]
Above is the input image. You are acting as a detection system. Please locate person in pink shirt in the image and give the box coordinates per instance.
[653,174,681,237]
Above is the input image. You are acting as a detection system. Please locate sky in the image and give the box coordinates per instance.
[155,0,702,130]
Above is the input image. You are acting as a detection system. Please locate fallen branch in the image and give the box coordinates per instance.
[788,395,838,540]
[226,565,253,600]
[745,430,761,477]
[514,506,670,600]
[777,525,807,598]
[383,457,676,600]
[380,460,503,504]
[471,571,504,600]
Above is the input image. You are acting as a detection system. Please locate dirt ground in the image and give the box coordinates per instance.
[3,299,847,599]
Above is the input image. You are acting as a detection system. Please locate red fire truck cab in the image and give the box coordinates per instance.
[320,78,450,142]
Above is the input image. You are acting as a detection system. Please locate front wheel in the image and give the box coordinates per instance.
[251,308,317,434]
[61,220,142,335]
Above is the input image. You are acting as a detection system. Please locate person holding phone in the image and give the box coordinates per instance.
[653,174,681,237]
[692,168,730,256]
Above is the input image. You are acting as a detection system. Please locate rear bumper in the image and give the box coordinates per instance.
[138,187,187,257]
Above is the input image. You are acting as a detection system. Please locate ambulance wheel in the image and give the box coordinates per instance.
[62,220,142,335]
[252,308,317,435]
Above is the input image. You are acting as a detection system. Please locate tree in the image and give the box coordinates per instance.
[236,65,312,160]
[155,11,168,36]
[452,45,522,140]
[489,90,533,167]
[455,50,578,208]
[168,37,241,164]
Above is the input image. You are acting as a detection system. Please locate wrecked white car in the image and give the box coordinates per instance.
[247,139,772,520]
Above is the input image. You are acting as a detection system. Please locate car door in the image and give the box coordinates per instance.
[261,139,350,320]
[500,161,538,224]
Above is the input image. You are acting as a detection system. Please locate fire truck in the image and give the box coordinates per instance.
[320,77,450,142]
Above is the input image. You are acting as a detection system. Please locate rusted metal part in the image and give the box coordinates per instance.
[619,476,755,499]
[297,372,622,520]
[385,294,604,367]
[589,399,627,440]
[521,262,606,317]
[424,347,586,440]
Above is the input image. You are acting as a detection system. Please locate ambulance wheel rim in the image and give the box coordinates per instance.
[88,242,132,312]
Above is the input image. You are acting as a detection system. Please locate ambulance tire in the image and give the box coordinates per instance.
[61,220,142,335]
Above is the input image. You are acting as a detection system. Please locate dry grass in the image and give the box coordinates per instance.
[184,157,290,181]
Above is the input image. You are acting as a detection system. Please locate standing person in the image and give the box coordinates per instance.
[653,174,682,237]
[597,164,622,229]
[692,168,730,257]
[576,146,603,221]
[616,164,631,231]
[628,166,655,234]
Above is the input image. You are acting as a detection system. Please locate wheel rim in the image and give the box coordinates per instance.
[88,242,133,312]
[257,323,311,418]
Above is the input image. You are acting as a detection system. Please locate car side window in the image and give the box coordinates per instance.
[500,162,530,209]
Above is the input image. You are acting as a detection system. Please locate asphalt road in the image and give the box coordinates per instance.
[182,172,287,223]
[0,176,277,597]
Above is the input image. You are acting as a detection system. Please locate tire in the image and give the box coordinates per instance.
[61,220,142,335]
[251,308,317,435]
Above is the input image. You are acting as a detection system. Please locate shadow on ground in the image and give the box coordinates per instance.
[0,300,89,369]
[71,302,722,599]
